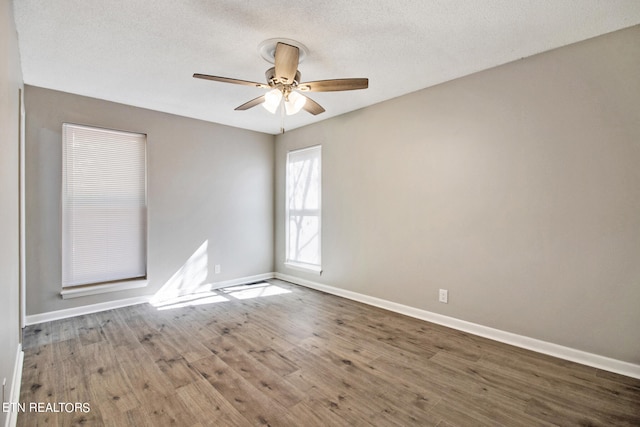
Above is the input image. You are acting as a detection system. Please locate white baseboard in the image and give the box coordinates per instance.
[5,344,23,427]
[24,296,152,326]
[274,272,640,380]
[24,273,277,326]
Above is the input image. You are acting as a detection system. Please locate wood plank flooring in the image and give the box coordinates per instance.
[18,279,640,426]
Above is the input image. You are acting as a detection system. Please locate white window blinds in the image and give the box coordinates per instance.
[286,145,321,271]
[62,123,147,287]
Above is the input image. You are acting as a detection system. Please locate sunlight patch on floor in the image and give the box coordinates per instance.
[151,280,291,310]
[219,282,291,300]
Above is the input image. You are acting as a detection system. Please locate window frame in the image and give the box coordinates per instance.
[61,123,148,298]
[284,145,322,274]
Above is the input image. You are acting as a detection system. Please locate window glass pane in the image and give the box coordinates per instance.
[288,215,320,265]
[288,156,320,210]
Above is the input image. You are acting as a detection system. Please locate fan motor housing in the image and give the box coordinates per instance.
[266,67,301,86]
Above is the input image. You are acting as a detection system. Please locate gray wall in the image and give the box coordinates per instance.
[25,86,275,315]
[275,25,640,364]
[1,0,23,424]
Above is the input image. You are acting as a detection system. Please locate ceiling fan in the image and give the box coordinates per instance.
[193,40,368,117]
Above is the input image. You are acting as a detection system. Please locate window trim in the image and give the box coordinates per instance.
[60,278,148,299]
[61,123,148,296]
[284,261,322,275]
[285,145,322,274]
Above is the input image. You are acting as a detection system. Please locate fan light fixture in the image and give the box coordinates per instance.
[285,91,306,115]
[262,88,307,115]
[262,89,282,113]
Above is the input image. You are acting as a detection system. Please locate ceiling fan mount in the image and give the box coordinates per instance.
[258,38,308,65]
[193,40,368,117]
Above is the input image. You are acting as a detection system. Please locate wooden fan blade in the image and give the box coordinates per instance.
[274,42,299,84]
[193,73,269,89]
[298,78,368,92]
[235,95,266,111]
[302,95,325,115]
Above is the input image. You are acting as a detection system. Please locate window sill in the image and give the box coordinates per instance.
[284,262,322,276]
[61,279,148,299]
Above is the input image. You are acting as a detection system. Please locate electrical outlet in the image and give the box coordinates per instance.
[439,289,448,304]
[214,264,221,274]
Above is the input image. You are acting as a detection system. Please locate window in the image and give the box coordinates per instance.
[285,145,321,273]
[62,123,147,292]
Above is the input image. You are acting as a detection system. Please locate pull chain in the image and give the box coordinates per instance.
[280,98,285,133]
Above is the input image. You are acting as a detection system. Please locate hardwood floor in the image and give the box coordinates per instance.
[18,279,640,426]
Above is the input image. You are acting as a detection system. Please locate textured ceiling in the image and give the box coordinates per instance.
[13,1,640,135]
